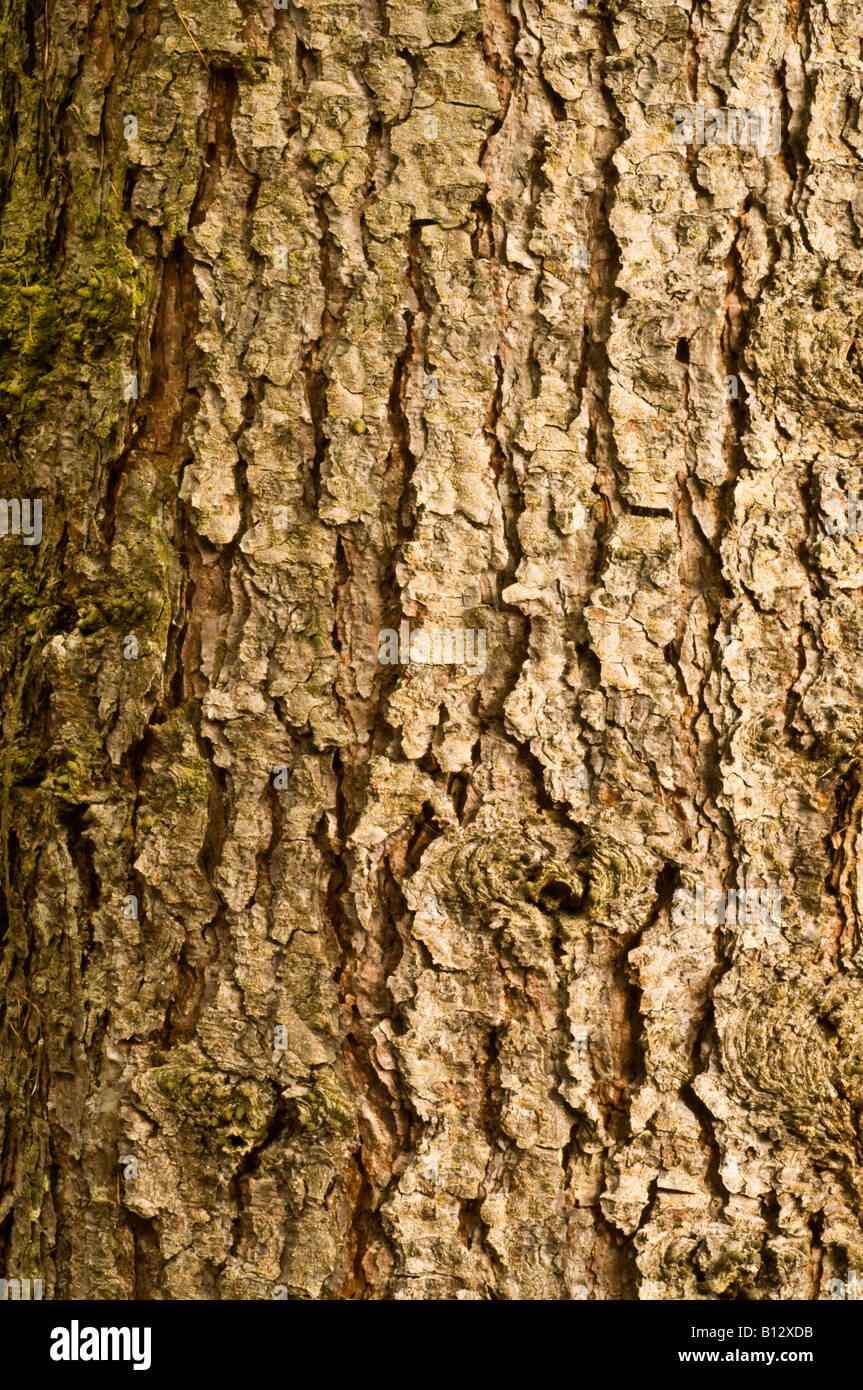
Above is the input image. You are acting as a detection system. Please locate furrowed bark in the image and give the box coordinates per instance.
[1,0,863,1300]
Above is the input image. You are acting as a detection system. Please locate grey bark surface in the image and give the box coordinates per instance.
[1,0,862,1299]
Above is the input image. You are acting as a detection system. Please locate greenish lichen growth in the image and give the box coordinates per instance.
[285,1075,356,1140]
[76,583,166,637]
[0,210,145,420]
[0,258,63,399]
[136,1065,277,1153]
[171,757,211,804]
[0,562,59,627]
[50,754,93,806]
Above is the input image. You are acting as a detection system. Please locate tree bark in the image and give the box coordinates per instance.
[1,0,861,1300]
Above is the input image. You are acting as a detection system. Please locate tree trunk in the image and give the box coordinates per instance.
[1,0,861,1301]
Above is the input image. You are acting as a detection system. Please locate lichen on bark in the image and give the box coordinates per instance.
[2,0,863,1302]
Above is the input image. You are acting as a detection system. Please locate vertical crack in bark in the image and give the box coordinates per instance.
[587,7,626,538]
[5,0,863,1302]
[303,200,345,511]
[807,1207,825,1299]
[824,765,862,974]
